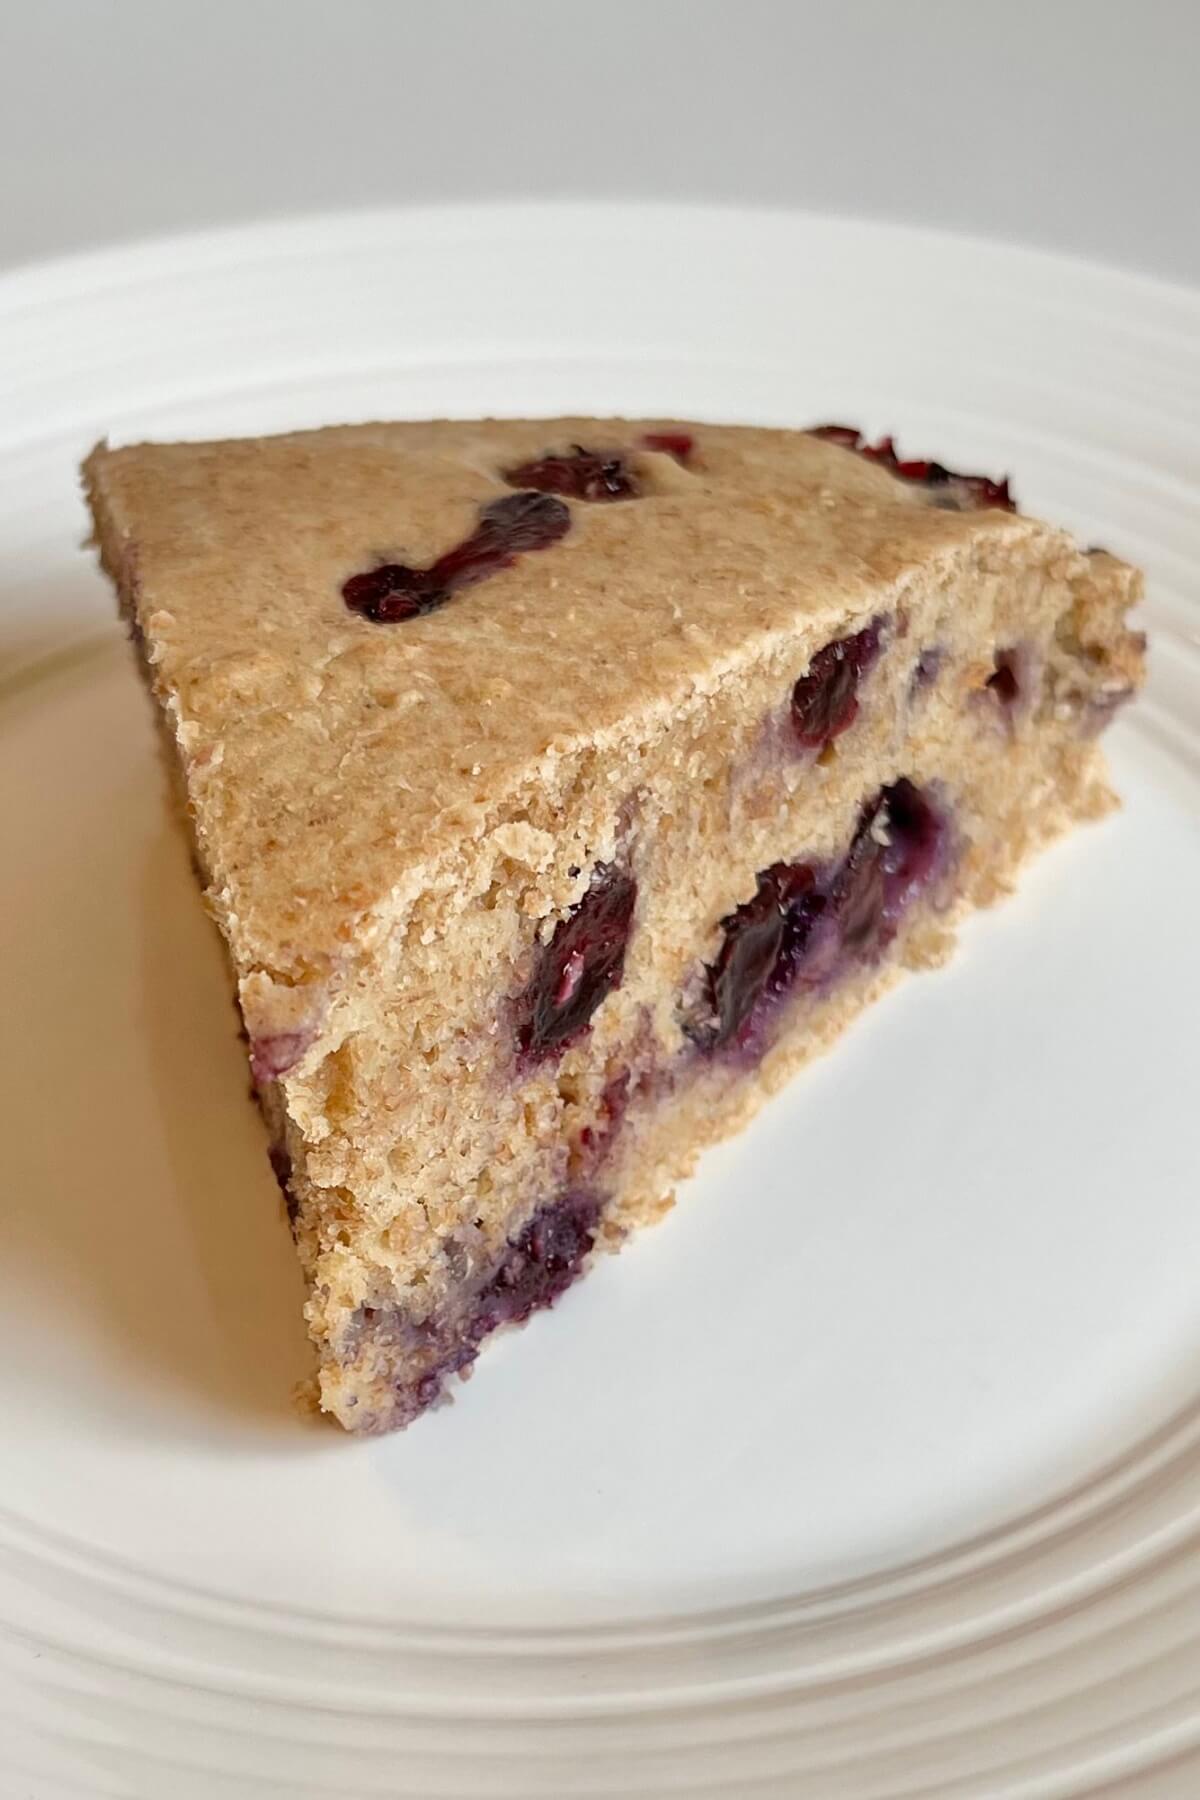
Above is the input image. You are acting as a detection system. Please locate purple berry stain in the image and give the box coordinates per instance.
[691,779,946,1052]
[708,863,820,1047]
[370,1189,604,1423]
[809,425,1016,512]
[502,432,698,502]
[518,865,637,1059]
[832,779,943,958]
[986,647,1022,708]
[503,446,639,502]
[577,1070,631,1162]
[473,1191,601,1332]
[912,646,943,694]
[639,431,695,464]
[268,1144,299,1229]
[249,1028,314,1084]
[343,490,570,622]
[791,620,883,749]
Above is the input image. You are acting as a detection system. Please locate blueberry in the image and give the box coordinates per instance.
[517,865,637,1059]
[502,446,639,502]
[343,491,571,622]
[791,622,883,749]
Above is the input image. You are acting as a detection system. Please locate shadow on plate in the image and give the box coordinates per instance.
[4,649,318,1446]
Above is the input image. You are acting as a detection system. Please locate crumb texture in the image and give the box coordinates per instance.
[84,417,1145,1432]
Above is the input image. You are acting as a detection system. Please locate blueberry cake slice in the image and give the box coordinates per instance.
[84,419,1145,1432]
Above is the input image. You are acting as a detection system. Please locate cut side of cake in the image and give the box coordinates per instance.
[84,418,1145,1432]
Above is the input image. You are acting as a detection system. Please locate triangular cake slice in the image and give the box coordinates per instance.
[84,420,1145,1432]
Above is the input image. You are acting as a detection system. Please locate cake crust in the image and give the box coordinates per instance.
[84,417,1145,1432]
[84,419,1068,975]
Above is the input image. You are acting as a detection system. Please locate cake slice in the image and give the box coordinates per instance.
[84,419,1145,1432]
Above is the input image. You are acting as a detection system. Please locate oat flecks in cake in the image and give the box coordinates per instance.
[83,415,1145,1433]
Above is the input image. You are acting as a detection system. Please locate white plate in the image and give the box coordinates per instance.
[2,205,1199,1798]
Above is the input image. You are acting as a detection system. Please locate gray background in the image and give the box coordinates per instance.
[1,0,1197,284]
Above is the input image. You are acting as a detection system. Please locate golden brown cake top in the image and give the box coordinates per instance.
[84,417,1056,975]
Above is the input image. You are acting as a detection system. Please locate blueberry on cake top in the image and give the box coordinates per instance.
[84,418,1145,1431]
